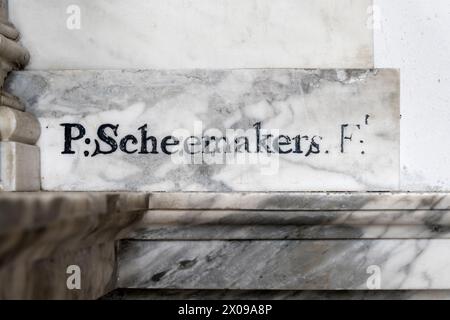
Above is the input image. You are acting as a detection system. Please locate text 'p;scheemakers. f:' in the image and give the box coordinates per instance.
[60,119,369,158]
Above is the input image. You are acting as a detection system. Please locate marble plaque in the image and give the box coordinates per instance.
[6,69,399,191]
[10,0,373,69]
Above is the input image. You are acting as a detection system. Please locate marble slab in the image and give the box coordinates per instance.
[117,239,450,290]
[9,0,374,69]
[6,69,399,191]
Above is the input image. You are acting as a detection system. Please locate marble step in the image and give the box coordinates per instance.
[10,0,373,69]
[129,210,450,240]
[129,192,450,240]
[5,69,400,192]
[147,192,450,210]
[118,192,450,290]
[117,239,450,291]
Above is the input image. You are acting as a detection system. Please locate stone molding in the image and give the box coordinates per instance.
[119,192,450,294]
[1,192,450,299]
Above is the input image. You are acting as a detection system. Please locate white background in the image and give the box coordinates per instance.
[374,0,450,191]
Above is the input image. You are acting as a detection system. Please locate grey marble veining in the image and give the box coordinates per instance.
[0,192,148,269]
[147,192,450,210]
[0,192,148,235]
[6,69,399,191]
[3,191,450,297]
[128,210,450,240]
[133,193,450,240]
[119,192,450,291]
[117,239,450,290]
[130,224,450,240]
[10,0,373,69]
[137,209,450,225]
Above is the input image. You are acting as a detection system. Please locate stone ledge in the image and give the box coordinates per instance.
[131,199,450,240]
[0,191,149,299]
[148,192,450,210]
[0,192,107,231]
[0,192,149,234]
[0,192,149,270]
[118,192,450,293]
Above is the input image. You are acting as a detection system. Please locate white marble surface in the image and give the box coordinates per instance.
[374,0,450,191]
[6,69,399,192]
[9,0,374,69]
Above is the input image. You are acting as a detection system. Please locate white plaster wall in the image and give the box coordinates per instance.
[374,0,450,191]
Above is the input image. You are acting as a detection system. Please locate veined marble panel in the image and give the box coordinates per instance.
[117,239,450,290]
[130,224,450,240]
[147,192,450,210]
[9,0,373,69]
[5,69,399,192]
[128,209,450,240]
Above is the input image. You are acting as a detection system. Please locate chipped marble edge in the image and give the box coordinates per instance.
[137,209,450,225]
[129,223,450,240]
